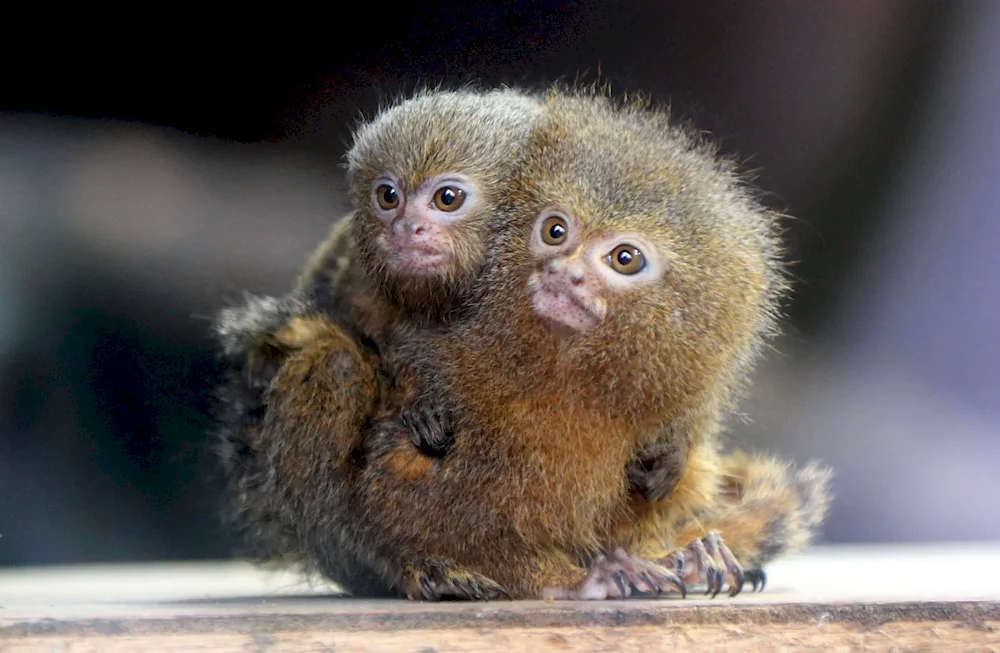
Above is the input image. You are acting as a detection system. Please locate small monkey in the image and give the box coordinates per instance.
[241,87,829,599]
[215,88,546,588]
[216,86,694,586]
[300,87,545,330]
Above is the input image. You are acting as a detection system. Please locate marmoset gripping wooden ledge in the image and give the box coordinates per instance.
[1,544,998,652]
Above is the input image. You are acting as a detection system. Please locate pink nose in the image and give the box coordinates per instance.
[391,218,428,240]
[546,259,586,285]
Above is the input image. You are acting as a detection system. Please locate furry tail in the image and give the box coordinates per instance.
[672,452,833,569]
[214,292,312,359]
[212,292,315,564]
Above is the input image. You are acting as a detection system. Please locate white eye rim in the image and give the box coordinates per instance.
[372,175,403,218]
[592,234,666,288]
[605,243,647,275]
[425,174,481,218]
[531,207,576,251]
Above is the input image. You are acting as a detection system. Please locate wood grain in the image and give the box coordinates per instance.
[2,544,999,651]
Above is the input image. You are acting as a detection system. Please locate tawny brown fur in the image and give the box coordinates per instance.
[626,450,833,568]
[214,88,546,594]
[216,85,832,600]
[299,88,546,331]
[337,89,787,596]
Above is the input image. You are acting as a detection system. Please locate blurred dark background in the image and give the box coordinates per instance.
[3,0,998,567]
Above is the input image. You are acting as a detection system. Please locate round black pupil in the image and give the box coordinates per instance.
[617,249,634,266]
[383,187,397,204]
[440,188,456,205]
[549,223,565,239]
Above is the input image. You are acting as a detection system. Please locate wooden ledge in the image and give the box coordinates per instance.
[2,544,999,651]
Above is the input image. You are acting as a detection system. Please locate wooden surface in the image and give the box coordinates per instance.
[2,543,999,651]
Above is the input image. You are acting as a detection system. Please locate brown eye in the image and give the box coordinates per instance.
[540,215,568,245]
[376,184,399,210]
[607,244,646,275]
[433,186,466,212]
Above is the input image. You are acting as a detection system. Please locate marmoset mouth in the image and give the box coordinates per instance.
[528,274,606,332]
[387,247,451,275]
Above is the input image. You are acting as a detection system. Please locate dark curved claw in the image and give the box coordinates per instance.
[462,575,509,601]
[616,549,686,598]
[698,531,748,598]
[569,550,687,600]
[613,571,629,599]
[661,531,758,600]
[419,575,438,601]
[460,578,482,600]
[728,566,746,598]
[639,570,661,595]
[745,568,767,592]
[655,568,686,598]
[407,559,508,602]
[705,566,723,598]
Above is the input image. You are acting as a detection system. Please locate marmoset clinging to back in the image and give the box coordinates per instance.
[218,86,546,384]
[215,87,693,593]
[214,88,547,592]
[238,86,831,599]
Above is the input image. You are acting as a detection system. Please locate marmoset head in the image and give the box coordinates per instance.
[503,90,786,417]
[346,88,543,312]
